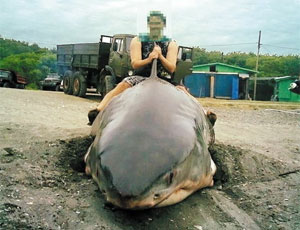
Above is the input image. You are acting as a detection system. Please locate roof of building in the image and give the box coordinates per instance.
[273,76,299,82]
[193,62,258,74]
[249,76,299,81]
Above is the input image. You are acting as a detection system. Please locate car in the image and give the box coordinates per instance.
[39,73,62,91]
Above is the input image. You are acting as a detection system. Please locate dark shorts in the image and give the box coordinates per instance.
[122,76,147,86]
[123,75,178,87]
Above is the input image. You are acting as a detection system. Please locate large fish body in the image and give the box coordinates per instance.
[85,76,216,209]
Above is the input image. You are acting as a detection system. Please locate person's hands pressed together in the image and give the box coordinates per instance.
[153,45,162,58]
[148,49,159,60]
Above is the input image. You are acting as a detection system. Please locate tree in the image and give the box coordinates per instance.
[0,37,47,61]
[192,47,299,78]
[0,52,57,86]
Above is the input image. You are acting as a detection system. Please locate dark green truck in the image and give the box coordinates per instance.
[57,34,193,97]
[0,69,27,89]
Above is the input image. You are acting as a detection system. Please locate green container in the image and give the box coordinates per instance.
[274,77,300,102]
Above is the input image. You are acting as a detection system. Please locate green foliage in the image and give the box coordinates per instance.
[0,36,299,86]
[193,48,300,78]
[0,37,57,86]
[193,48,223,64]
[25,83,39,90]
[0,52,56,85]
[0,36,47,61]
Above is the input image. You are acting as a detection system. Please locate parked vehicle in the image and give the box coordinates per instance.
[57,34,193,97]
[39,73,62,91]
[0,69,27,89]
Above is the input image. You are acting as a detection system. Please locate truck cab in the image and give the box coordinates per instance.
[97,34,135,97]
[108,34,135,78]
[0,69,27,89]
[174,46,193,85]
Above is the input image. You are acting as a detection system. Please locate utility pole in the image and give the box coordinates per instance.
[253,30,261,100]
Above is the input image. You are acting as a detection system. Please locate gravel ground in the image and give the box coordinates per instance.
[0,88,299,230]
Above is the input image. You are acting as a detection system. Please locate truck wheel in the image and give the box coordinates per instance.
[18,84,25,89]
[3,82,11,88]
[99,75,115,98]
[97,77,105,99]
[73,72,87,97]
[63,71,73,94]
[105,75,115,93]
[63,77,69,93]
[100,75,115,98]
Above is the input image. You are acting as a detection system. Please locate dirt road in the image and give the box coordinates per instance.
[0,88,299,230]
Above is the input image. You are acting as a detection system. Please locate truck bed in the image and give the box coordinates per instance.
[57,42,111,75]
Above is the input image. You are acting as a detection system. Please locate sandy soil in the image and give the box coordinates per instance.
[0,88,299,230]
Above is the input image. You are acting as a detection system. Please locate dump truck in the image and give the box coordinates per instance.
[57,34,193,97]
[0,69,27,89]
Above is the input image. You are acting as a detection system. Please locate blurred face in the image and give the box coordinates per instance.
[148,16,165,30]
[148,15,165,39]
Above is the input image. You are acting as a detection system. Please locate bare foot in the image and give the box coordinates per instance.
[206,110,217,126]
[87,109,100,125]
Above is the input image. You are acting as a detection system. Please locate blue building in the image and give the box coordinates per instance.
[184,63,257,99]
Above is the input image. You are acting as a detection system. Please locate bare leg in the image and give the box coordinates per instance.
[97,81,131,111]
[206,110,217,126]
[87,81,131,125]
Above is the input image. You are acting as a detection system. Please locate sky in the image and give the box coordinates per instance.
[0,0,299,55]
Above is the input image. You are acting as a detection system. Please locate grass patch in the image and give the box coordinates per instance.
[25,83,39,90]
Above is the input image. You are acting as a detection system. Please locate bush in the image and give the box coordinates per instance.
[0,52,57,86]
[25,83,39,90]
